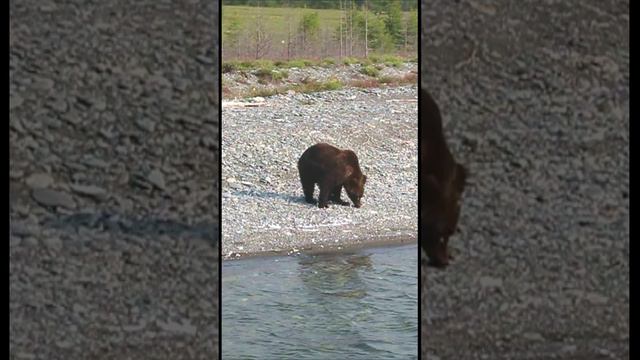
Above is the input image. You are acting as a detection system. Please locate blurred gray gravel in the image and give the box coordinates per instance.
[421,0,629,358]
[10,1,219,359]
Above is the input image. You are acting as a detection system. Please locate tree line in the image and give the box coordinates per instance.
[223,0,418,61]
[222,0,418,11]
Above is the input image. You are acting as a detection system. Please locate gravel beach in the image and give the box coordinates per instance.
[222,86,418,259]
[421,0,629,358]
[10,1,219,358]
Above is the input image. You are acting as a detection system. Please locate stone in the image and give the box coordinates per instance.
[55,340,73,349]
[32,188,76,209]
[60,111,82,125]
[478,276,503,289]
[200,137,217,150]
[77,94,107,111]
[10,95,24,110]
[25,173,54,189]
[42,237,63,249]
[196,55,214,65]
[70,184,108,201]
[155,319,197,336]
[11,222,37,237]
[585,292,609,305]
[23,237,39,247]
[82,157,109,169]
[32,77,54,91]
[135,118,156,132]
[148,170,166,190]
[523,332,545,342]
[9,169,24,180]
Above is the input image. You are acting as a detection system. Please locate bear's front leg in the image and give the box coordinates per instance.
[330,185,349,206]
[317,184,331,208]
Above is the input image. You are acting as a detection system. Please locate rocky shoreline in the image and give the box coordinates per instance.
[222,86,418,260]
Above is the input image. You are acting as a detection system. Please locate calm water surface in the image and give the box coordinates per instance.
[222,244,417,360]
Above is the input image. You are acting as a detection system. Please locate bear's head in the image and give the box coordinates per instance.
[345,173,367,208]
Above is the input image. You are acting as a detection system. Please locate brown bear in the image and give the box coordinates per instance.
[421,87,468,268]
[297,143,367,209]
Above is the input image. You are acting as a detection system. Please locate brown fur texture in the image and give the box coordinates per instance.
[297,143,367,209]
[421,88,468,268]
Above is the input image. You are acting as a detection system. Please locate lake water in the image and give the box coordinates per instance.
[222,244,418,360]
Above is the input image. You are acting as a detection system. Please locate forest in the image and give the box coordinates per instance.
[222,0,418,60]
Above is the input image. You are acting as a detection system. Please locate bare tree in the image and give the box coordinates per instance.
[339,0,343,58]
[286,0,292,60]
[251,12,272,59]
[404,12,408,54]
[364,0,368,58]
[350,0,354,57]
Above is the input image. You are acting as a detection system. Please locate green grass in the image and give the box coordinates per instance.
[241,78,343,99]
[320,58,335,67]
[223,55,413,73]
[343,57,358,65]
[223,6,344,37]
[360,65,380,77]
[229,70,416,99]
[297,77,343,92]
[380,54,404,67]
[255,68,289,83]
[378,75,396,84]
[222,60,274,73]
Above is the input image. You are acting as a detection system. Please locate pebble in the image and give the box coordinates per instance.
[32,77,54,91]
[11,222,37,237]
[147,169,166,190]
[585,292,609,305]
[10,95,24,110]
[42,237,63,249]
[25,173,54,189]
[82,157,109,169]
[155,320,197,336]
[561,344,577,353]
[135,118,156,132]
[47,97,68,113]
[70,184,108,201]
[76,94,106,111]
[478,276,503,289]
[523,332,545,342]
[23,237,39,247]
[32,188,76,209]
[195,55,214,65]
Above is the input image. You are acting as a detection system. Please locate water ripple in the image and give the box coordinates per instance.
[223,244,417,359]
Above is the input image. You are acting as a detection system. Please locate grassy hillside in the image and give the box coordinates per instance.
[222,5,417,60]
[223,6,344,35]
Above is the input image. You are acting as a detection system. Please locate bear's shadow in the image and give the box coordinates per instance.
[36,212,219,247]
[232,190,307,205]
